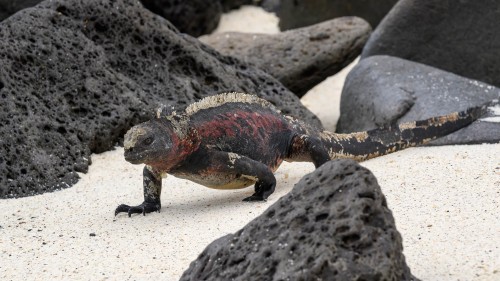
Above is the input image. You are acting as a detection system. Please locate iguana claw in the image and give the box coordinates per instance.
[115,202,161,217]
[242,195,266,202]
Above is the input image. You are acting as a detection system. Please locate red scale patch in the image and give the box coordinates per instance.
[197,110,287,141]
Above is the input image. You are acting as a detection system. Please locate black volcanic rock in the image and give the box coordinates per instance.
[337,56,500,145]
[0,0,319,198]
[0,0,41,21]
[181,160,419,281]
[275,0,398,31]
[1,0,224,36]
[140,0,222,37]
[220,0,254,12]
[362,0,500,89]
[200,17,371,97]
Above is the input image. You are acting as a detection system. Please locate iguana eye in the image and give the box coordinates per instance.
[143,137,153,146]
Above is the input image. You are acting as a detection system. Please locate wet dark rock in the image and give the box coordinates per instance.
[275,0,398,31]
[0,0,319,198]
[220,0,254,12]
[181,159,419,281]
[362,0,500,89]
[200,17,371,97]
[140,0,222,37]
[0,0,41,21]
[337,56,500,145]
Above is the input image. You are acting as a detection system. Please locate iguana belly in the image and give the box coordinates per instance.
[171,172,256,190]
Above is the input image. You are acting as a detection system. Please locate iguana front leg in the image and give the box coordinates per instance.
[115,165,162,217]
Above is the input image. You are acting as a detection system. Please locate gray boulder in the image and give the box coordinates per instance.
[200,17,371,97]
[0,0,319,198]
[337,56,500,145]
[362,0,500,89]
[180,160,419,281]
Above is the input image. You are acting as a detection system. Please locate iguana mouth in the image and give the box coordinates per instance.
[124,148,143,164]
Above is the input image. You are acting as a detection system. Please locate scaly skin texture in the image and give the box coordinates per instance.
[115,92,497,217]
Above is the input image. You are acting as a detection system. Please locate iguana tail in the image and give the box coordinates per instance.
[321,100,498,161]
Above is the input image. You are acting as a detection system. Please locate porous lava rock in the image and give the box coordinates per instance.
[180,160,419,281]
[140,0,222,37]
[275,0,398,31]
[337,56,500,145]
[0,0,319,198]
[362,0,500,89]
[200,17,371,97]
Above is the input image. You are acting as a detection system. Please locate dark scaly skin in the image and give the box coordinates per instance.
[115,92,497,217]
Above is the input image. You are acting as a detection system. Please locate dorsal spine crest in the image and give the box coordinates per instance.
[184,92,281,116]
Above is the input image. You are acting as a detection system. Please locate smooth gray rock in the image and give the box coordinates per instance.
[200,17,371,97]
[362,0,500,89]
[0,0,319,198]
[337,56,500,145]
[180,160,419,281]
[275,0,398,31]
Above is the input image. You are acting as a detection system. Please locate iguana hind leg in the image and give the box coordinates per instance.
[115,165,162,217]
[174,150,277,202]
[287,134,331,168]
[227,152,276,202]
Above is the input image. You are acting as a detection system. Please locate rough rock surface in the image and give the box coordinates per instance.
[0,0,319,198]
[180,160,419,281]
[275,0,398,31]
[362,0,500,89]
[140,0,222,37]
[337,56,500,145]
[200,17,371,97]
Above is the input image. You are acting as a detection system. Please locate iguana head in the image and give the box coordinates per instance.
[123,119,173,165]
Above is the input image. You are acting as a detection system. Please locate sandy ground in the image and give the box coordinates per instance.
[1,6,500,281]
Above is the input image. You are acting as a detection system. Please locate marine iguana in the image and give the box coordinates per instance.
[115,92,496,217]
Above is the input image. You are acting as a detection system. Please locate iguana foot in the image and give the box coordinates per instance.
[115,201,161,217]
[243,180,275,202]
[242,194,267,202]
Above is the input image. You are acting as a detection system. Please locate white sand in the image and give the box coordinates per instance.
[212,6,280,34]
[1,6,499,281]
